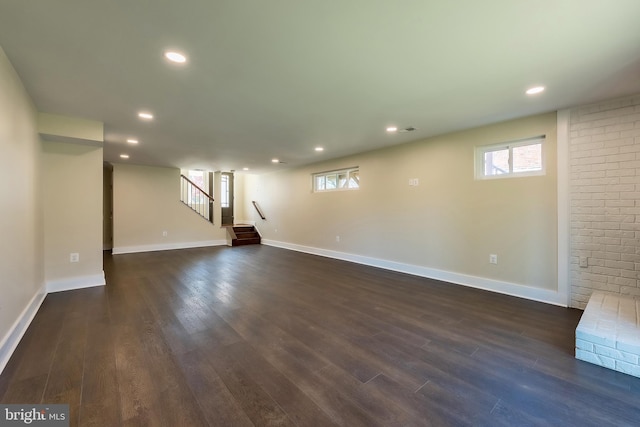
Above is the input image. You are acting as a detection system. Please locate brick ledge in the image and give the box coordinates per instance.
[576,292,640,378]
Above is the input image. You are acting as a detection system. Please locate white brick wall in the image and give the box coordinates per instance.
[570,94,640,308]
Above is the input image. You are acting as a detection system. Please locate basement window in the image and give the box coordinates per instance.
[313,167,359,192]
[475,136,545,179]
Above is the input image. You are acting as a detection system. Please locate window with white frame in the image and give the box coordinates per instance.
[313,167,359,192]
[221,174,230,208]
[475,136,545,179]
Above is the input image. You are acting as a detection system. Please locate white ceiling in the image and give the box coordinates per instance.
[1,1,639,173]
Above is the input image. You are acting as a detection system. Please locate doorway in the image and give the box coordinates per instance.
[221,172,234,225]
[103,162,113,250]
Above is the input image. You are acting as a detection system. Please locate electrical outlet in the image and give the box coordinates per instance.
[70,253,80,263]
[580,256,588,268]
[336,235,340,242]
[162,230,168,237]
[489,254,498,264]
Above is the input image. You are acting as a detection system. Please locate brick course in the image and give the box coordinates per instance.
[569,94,640,308]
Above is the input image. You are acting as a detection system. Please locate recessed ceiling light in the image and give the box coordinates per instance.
[120,154,130,159]
[315,147,324,152]
[138,112,154,120]
[243,167,249,171]
[526,86,545,95]
[126,138,138,144]
[386,126,398,132]
[272,158,279,163]
[164,51,187,64]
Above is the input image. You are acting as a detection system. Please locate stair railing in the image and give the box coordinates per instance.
[180,174,214,223]
[252,201,266,220]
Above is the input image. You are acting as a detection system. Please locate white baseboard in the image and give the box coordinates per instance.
[1,271,108,374]
[0,286,46,374]
[46,271,106,293]
[262,239,567,307]
[112,239,227,255]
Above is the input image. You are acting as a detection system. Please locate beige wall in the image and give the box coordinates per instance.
[0,47,44,359]
[245,112,558,297]
[234,172,247,222]
[112,163,227,252]
[37,113,103,144]
[42,141,103,286]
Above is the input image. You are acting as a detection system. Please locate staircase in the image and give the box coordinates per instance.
[231,225,261,246]
[180,174,214,223]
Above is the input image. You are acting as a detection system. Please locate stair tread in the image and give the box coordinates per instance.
[231,225,261,246]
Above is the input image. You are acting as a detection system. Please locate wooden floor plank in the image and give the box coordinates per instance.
[41,291,94,425]
[208,343,297,427]
[363,374,465,427]
[77,316,120,427]
[223,341,339,427]
[260,308,382,383]
[1,245,640,426]
[175,349,254,427]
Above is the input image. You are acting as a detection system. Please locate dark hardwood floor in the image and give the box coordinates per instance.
[1,245,639,426]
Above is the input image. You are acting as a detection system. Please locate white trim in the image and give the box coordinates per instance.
[0,287,46,374]
[46,271,106,293]
[262,239,567,307]
[557,109,571,307]
[112,239,227,255]
[253,223,262,233]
